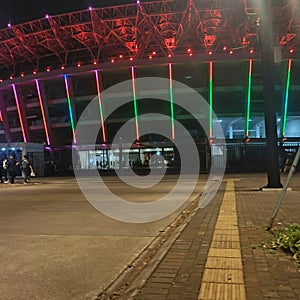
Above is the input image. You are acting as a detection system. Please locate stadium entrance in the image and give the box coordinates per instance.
[75,143,175,171]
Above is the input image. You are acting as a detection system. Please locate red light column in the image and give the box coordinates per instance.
[95,70,107,142]
[36,80,52,145]
[12,84,30,143]
[0,92,11,142]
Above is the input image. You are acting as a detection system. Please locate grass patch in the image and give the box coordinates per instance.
[269,223,300,263]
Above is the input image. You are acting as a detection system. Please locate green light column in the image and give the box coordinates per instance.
[246,59,253,138]
[64,74,77,144]
[131,66,140,141]
[282,58,292,137]
[168,63,175,140]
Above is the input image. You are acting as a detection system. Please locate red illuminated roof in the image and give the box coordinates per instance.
[0,0,299,78]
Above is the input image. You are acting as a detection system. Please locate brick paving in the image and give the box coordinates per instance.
[236,175,300,300]
[100,174,300,300]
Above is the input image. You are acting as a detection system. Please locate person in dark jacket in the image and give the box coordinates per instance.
[7,154,20,184]
[22,155,33,184]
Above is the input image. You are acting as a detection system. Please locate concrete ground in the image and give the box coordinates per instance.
[0,175,207,300]
[1,173,299,300]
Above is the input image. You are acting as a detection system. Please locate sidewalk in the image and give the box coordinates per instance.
[99,174,300,300]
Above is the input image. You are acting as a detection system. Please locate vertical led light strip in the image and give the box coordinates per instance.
[209,61,213,141]
[12,84,27,142]
[35,80,50,145]
[246,59,253,138]
[168,63,175,140]
[282,58,292,137]
[63,75,77,144]
[0,110,2,122]
[94,70,107,142]
[131,66,140,141]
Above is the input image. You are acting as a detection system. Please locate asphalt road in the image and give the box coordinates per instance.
[0,175,207,300]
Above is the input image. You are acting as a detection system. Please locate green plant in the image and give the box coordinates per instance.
[270,224,300,262]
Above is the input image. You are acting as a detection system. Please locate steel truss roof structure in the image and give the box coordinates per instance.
[0,0,299,79]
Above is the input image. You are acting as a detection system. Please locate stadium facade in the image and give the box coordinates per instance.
[0,0,299,174]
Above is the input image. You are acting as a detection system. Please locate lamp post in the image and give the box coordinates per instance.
[259,0,282,188]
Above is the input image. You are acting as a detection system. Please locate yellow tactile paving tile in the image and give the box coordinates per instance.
[218,211,236,215]
[198,180,246,300]
[198,283,246,300]
[215,222,238,230]
[205,257,243,269]
[219,207,236,212]
[216,219,237,224]
[202,268,244,284]
[210,240,240,249]
[216,218,237,223]
[216,215,237,220]
[207,248,241,258]
[213,234,240,242]
[214,228,239,236]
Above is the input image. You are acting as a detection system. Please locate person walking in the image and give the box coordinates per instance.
[2,155,9,183]
[7,154,20,184]
[0,156,4,183]
[1,155,9,183]
[21,155,33,184]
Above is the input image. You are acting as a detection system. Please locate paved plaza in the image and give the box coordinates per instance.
[0,174,299,300]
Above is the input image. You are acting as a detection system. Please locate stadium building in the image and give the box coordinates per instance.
[0,0,299,175]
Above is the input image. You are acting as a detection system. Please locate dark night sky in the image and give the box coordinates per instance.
[0,0,146,29]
